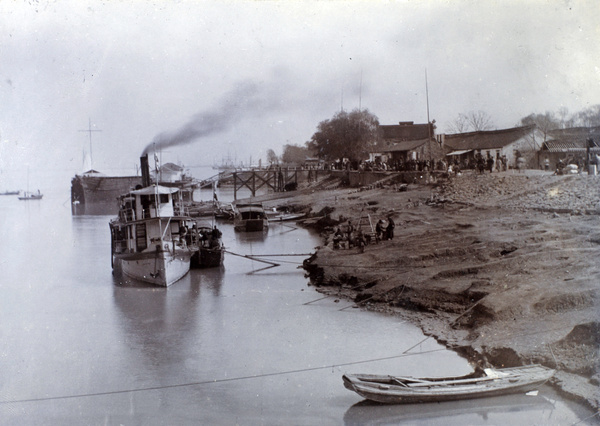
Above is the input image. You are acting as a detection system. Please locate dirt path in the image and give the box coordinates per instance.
[242,170,600,411]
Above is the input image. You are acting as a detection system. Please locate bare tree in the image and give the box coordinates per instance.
[446,114,470,133]
[519,112,559,141]
[573,104,600,127]
[557,106,569,129]
[466,110,495,131]
[447,110,494,133]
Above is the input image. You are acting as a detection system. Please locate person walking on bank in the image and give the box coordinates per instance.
[386,215,395,240]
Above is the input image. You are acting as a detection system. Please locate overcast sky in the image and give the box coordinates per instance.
[1,0,599,180]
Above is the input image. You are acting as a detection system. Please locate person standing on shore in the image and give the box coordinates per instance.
[375,219,385,242]
[346,220,354,248]
[356,229,366,253]
[386,215,395,240]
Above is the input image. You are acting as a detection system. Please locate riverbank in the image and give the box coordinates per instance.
[240,169,600,412]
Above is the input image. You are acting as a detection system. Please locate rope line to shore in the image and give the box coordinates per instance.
[570,410,600,426]
[0,348,446,405]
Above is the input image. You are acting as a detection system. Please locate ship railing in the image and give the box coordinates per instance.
[173,205,189,217]
[119,208,136,222]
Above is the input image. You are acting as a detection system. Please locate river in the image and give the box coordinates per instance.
[0,168,595,424]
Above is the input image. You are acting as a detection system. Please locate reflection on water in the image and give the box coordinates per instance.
[0,190,596,425]
[343,393,561,425]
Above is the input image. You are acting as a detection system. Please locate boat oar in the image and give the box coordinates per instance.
[243,253,313,257]
[403,297,488,354]
[303,294,332,305]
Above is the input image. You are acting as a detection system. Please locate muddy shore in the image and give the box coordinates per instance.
[239,170,600,412]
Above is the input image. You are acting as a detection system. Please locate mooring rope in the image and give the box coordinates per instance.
[0,348,445,405]
[570,411,600,426]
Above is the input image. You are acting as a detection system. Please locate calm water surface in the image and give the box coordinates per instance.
[0,169,596,425]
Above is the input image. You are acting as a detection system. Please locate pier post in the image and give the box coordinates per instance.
[233,172,237,200]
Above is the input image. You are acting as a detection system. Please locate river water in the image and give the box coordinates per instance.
[0,168,595,425]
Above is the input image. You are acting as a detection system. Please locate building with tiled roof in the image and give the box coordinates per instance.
[442,125,546,169]
[540,127,600,170]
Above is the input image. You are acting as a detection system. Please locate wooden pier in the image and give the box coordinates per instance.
[232,168,323,199]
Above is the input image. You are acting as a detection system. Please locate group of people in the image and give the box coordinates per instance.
[448,155,508,174]
[332,215,396,252]
[330,159,448,173]
[178,223,222,249]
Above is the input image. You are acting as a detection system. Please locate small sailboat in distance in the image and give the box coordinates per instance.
[18,167,43,200]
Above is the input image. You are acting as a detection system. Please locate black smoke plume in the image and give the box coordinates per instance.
[141,79,280,155]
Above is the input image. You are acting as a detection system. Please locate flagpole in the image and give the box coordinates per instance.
[426,69,432,165]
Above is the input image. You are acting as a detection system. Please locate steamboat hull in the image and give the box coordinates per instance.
[114,249,192,287]
[191,247,224,268]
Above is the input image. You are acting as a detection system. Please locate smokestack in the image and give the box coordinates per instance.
[140,155,151,187]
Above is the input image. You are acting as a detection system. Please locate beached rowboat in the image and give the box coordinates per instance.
[342,364,555,404]
[266,211,306,222]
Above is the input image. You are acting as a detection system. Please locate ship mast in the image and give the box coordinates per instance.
[78,118,102,171]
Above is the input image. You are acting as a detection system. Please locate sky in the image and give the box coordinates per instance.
[0,0,599,184]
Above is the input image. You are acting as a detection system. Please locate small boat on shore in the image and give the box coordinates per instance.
[265,208,306,222]
[342,364,555,404]
[233,203,268,232]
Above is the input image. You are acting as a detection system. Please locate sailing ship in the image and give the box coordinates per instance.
[71,170,141,215]
[212,153,239,171]
[71,119,140,215]
[109,155,196,287]
[71,120,199,215]
[71,163,203,215]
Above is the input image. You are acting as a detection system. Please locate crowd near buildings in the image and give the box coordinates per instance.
[313,121,600,175]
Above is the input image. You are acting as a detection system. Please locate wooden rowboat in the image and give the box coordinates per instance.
[342,364,555,404]
[266,212,306,222]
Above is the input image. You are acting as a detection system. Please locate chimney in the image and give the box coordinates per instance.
[140,154,151,187]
